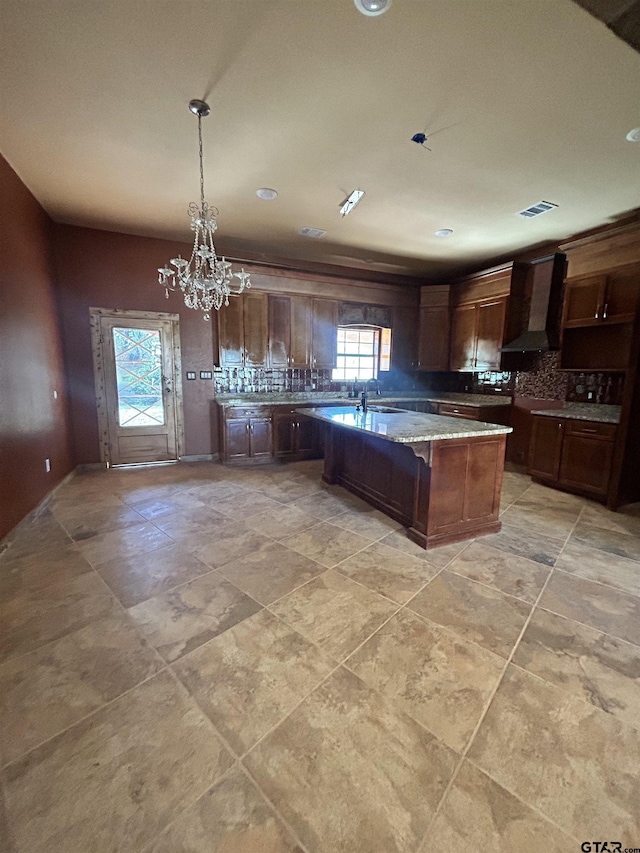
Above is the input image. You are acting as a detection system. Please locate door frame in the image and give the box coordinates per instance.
[89,307,185,466]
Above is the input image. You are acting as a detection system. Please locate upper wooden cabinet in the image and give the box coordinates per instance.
[268,295,312,369]
[562,266,640,328]
[217,292,268,367]
[391,306,418,372]
[416,286,450,371]
[311,298,338,369]
[448,263,527,372]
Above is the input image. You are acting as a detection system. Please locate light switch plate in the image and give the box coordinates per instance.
[186,371,196,380]
[200,371,213,380]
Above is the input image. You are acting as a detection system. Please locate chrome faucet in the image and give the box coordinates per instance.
[361,388,368,413]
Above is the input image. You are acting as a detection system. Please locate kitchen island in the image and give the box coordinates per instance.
[301,406,512,550]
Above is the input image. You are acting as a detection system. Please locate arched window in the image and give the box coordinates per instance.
[332,325,392,381]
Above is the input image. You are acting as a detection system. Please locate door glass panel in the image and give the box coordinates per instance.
[112,327,165,427]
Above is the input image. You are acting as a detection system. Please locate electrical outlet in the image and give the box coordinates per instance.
[587,392,593,400]
[53,390,58,400]
[45,458,51,473]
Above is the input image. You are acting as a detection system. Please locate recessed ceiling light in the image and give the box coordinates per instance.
[626,128,640,142]
[435,229,453,237]
[256,188,278,200]
[354,0,393,16]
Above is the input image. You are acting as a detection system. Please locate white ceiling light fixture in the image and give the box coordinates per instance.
[435,229,454,237]
[626,128,640,142]
[256,187,278,200]
[354,0,393,16]
[339,189,365,217]
[157,99,251,320]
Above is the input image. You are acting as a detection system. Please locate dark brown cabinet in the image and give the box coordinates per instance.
[416,286,450,371]
[450,297,507,371]
[311,299,338,369]
[220,406,273,464]
[273,410,321,460]
[450,304,478,371]
[217,292,268,367]
[529,415,616,498]
[391,306,418,372]
[562,268,640,328]
[268,295,312,369]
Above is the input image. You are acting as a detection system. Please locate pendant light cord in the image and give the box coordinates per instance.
[198,114,205,210]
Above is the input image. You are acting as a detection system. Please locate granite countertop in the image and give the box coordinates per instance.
[530,403,621,424]
[215,391,512,408]
[299,406,512,444]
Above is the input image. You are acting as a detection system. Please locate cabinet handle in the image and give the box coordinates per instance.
[580,428,598,434]
[602,302,608,320]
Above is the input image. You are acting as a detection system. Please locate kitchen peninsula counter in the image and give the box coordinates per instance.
[301,406,512,550]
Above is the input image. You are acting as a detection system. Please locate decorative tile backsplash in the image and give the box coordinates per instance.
[214,367,335,394]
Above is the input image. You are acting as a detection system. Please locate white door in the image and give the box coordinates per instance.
[92,311,183,466]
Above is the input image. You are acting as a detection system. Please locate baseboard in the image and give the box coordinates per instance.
[75,462,107,472]
[179,453,219,462]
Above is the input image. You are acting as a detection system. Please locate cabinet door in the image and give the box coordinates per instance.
[296,415,318,455]
[274,414,297,458]
[291,296,312,368]
[225,418,250,459]
[449,304,477,371]
[218,296,244,366]
[311,299,338,369]
[268,295,291,368]
[249,418,272,458]
[244,292,269,366]
[603,268,640,323]
[475,298,507,370]
[417,306,450,370]
[559,435,614,496]
[562,276,606,326]
[528,417,563,481]
[392,306,418,371]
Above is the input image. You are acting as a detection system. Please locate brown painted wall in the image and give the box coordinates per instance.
[52,224,218,464]
[0,155,73,540]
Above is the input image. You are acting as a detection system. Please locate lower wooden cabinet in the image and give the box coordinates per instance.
[529,415,616,497]
[273,411,321,460]
[220,406,273,465]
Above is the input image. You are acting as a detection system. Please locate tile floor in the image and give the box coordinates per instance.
[1,459,640,852]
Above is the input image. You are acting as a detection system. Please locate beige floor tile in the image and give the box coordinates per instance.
[0,573,118,665]
[244,504,320,540]
[513,608,640,728]
[480,523,565,566]
[555,539,640,597]
[55,506,146,542]
[540,571,640,646]
[215,491,286,518]
[127,492,208,522]
[499,504,577,541]
[150,509,230,549]
[348,610,504,751]
[408,571,531,659]
[468,665,640,844]
[0,610,164,764]
[571,520,640,562]
[245,667,457,853]
[289,488,354,521]
[2,671,233,853]
[447,540,550,604]
[129,571,262,662]
[192,523,275,569]
[97,543,212,607]
[379,530,469,568]
[74,523,173,567]
[336,540,438,604]
[281,522,373,569]
[253,478,323,504]
[174,609,333,754]
[580,503,640,537]
[428,761,575,853]
[0,545,93,597]
[270,569,397,660]
[2,516,71,561]
[216,541,326,605]
[145,765,303,853]
[330,507,402,540]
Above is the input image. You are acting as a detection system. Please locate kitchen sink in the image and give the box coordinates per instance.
[366,405,406,414]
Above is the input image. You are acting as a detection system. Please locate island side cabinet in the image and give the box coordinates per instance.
[219,406,273,464]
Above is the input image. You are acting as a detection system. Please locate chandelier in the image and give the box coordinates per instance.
[158,99,251,320]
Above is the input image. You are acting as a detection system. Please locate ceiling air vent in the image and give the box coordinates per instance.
[517,200,558,218]
[299,227,326,238]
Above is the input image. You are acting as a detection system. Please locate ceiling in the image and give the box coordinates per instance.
[1,0,640,281]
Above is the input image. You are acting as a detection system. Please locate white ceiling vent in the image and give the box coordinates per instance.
[299,227,326,238]
[517,201,558,218]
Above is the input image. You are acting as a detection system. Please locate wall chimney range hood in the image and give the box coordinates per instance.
[501,253,566,352]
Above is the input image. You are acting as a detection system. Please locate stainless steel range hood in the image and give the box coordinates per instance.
[501,253,566,353]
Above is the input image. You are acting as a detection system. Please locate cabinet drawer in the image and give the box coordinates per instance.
[437,404,480,420]
[226,406,271,419]
[564,420,617,441]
